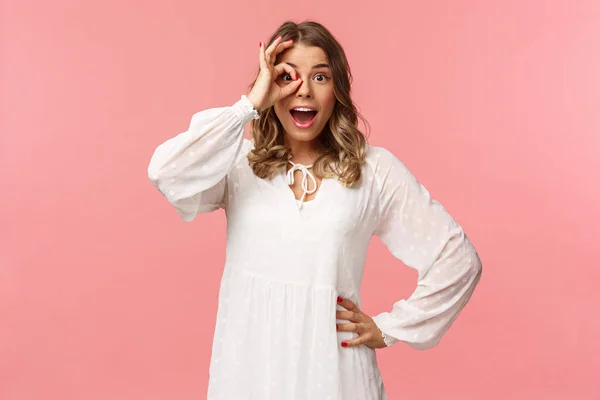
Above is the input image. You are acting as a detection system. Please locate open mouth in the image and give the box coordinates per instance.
[290,109,318,128]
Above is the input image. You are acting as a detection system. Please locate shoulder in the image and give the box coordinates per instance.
[365,144,394,162]
[364,143,410,177]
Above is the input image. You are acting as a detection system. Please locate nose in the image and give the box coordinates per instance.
[295,78,312,98]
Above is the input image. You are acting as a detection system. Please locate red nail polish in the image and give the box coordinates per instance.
[337,297,342,303]
[335,325,339,330]
[276,35,281,40]
[341,342,348,347]
[259,41,262,47]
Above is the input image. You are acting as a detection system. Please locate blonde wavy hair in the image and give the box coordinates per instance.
[246,20,371,188]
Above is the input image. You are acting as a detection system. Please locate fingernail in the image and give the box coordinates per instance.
[341,342,348,347]
[259,41,262,47]
[276,35,281,40]
[337,297,342,303]
[335,325,339,330]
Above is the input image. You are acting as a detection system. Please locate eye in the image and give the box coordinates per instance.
[280,72,330,82]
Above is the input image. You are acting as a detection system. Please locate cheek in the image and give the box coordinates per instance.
[273,103,288,121]
[320,91,336,117]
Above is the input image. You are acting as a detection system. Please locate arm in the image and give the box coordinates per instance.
[147,95,259,222]
[370,147,482,350]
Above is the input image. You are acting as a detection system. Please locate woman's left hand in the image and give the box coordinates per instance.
[336,296,387,349]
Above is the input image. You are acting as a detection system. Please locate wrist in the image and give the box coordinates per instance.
[246,93,262,113]
[375,325,398,347]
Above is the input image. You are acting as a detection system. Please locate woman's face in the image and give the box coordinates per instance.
[273,44,336,144]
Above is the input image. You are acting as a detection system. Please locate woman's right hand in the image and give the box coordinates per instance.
[246,36,303,113]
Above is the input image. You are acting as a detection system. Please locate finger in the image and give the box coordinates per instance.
[264,36,283,64]
[273,62,297,80]
[266,38,293,66]
[336,310,361,322]
[258,41,268,71]
[336,322,363,334]
[273,63,302,97]
[341,334,368,348]
[336,310,352,320]
[274,39,294,60]
[280,79,302,98]
[337,296,359,312]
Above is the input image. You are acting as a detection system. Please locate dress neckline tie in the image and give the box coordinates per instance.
[286,160,317,209]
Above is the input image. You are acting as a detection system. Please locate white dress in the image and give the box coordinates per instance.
[147,94,482,399]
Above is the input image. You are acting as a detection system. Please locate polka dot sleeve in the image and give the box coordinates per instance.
[147,95,259,222]
[369,146,482,350]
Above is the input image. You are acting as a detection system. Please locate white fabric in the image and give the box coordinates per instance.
[297,198,313,207]
[147,94,482,399]
[286,160,317,208]
[381,330,398,347]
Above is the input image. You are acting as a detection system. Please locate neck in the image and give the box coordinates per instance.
[284,136,320,165]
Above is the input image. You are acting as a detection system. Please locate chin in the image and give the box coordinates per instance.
[282,124,326,143]
[285,126,320,139]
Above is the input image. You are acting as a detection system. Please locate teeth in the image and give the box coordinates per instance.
[292,108,315,112]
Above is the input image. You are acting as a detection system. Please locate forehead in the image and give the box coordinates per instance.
[277,44,329,68]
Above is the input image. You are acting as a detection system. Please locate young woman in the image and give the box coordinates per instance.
[148,20,482,400]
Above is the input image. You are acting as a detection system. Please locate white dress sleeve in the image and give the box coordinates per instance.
[147,95,259,222]
[369,147,482,350]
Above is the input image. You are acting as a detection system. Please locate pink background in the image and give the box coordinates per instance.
[2,1,599,399]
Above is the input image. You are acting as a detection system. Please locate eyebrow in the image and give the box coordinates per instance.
[285,62,330,70]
